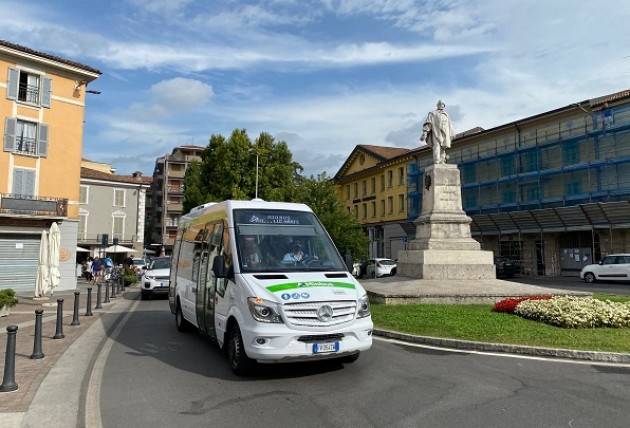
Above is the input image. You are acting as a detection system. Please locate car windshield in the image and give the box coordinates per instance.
[234,209,346,273]
[150,258,170,270]
[132,259,145,265]
[379,260,396,265]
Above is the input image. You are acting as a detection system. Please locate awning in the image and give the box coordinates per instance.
[104,244,136,253]
[76,246,90,253]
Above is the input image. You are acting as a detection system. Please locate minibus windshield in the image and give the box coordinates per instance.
[234,209,347,273]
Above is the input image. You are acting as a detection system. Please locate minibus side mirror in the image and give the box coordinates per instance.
[212,255,227,278]
[344,254,354,272]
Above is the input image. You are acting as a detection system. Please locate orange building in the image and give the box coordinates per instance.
[0,40,100,293]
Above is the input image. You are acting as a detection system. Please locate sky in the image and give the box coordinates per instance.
[2,0,630,176]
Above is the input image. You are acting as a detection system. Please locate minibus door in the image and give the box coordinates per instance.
[202,222,224,339]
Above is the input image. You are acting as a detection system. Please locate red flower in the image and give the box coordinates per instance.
[493,295,552,313]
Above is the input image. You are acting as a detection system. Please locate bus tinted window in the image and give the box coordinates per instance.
[234,209,346,273]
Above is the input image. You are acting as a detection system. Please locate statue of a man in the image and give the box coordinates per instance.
[421,100,454,164]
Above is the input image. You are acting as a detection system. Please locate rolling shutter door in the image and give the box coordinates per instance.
[0,234,40,293]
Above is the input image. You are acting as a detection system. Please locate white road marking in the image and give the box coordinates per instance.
[84,299,140,428]
[374,336,630,368]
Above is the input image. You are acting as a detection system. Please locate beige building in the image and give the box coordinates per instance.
[147,145,204,252]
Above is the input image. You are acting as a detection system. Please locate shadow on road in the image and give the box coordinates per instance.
[109,297,349,381]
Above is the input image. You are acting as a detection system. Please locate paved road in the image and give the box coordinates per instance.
[101,296,630,428]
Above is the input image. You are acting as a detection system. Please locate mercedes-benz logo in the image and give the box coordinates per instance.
[317,304,334,322]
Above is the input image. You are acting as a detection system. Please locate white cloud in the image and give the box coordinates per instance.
[150,77,214,109]
[128,0,193,14]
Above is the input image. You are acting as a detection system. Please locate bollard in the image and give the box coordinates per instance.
[110,280,116,299]
[0,325,18,392]
[53,298,65,339]
[71,291,80,326]
[85,287,93,316]
[104,280,110,304]
[96,283,103,309]
[31,309,45,359]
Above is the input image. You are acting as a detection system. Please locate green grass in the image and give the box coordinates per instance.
[371,295,630,353]
[593,293,630,303]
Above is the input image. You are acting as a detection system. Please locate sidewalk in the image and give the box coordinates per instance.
[0,281,133,422]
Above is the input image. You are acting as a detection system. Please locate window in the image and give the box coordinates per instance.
[362,180,367,196]
[78,213,88,240]
[347,207,351,214]
[112,215,125,240]
[354,183,358,198]
[353,205,358,218]
[345,185,350,200]
[520,151,538,173]
[463,190,478,209]
[563,141,580,165]
[7,68,51,107]
[387,170,393,188]
[370,177,376,194]
[461,164,476,184]
[565,180,582,196]
[80,185,89,205]
[113,189,125,207]
[380,200,385,216]
[387,196,393,214]
[12,168,35,196]
[602,256,616,265]
[398,194,405,212]
[380,175,385,191]
[520,183,539,203]
[399,167,405,186]
[3,118,48,157]
[500,156,515,176]
[371,201,376,217]
[362,203,367,218]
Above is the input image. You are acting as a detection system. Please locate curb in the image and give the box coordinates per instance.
[374,329,630,364]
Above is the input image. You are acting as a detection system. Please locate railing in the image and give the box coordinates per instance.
[18,83,40,104]
[168,169,186,178]
[167,185,184,193]
[0,193,67,217]
[78,234,137,244]
[14,136,37,156]
[167,202,183,211]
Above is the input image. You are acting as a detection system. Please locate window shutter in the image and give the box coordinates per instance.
[12,169,24,195]
[4,117,16,152]
[6,68,18,100]
[37,123,49,157]
[40,77,52,108]
[23,170,36,196]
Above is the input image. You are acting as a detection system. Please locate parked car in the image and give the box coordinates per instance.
[131,258,147,276]
[494,256,519,278]
[366,258,397,278]
[580,254,630,283]
[141,257,171,300]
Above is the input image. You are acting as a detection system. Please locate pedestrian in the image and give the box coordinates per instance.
[92,257,101,284]
[85,257,93,281]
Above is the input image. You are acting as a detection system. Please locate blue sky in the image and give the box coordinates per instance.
[2,0,630,175]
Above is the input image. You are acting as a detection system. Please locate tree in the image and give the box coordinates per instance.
[290,173,368,260]
[183,129,367,258]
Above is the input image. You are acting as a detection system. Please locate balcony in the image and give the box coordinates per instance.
[18,83,40,105]
[167,185,184,194]
[78,234,136,245]
[167,202,183,212]
[0,193,67,218]
[14,136,37,156]
[168,169,186,178]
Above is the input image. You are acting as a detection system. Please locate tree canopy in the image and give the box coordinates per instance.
[183,129,368,259]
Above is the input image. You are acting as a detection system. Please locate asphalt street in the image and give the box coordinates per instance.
[101,295,630,428]
[511,276,630,295]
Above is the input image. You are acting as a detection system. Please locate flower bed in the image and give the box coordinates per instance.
[493,295,552,314]
[515,296,630,328]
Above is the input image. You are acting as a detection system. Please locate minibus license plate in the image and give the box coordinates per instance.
[312,342,339,354]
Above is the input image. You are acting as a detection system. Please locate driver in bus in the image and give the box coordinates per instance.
[283,243,306,263]
[242,236,263,268]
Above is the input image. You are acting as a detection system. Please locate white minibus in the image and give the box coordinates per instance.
[168,200,373,374]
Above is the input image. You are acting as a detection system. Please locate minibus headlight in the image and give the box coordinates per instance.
[247,297,283,323]
[357,295,370,318]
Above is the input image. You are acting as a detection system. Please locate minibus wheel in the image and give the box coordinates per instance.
[227,324,255,375]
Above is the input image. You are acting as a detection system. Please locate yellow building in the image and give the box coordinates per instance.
[0,40,100,293]
[334,145,413,259]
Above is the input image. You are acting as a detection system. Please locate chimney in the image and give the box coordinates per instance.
[132,171,143,178]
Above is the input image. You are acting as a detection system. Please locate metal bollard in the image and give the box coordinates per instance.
[85,287,93,316]
[104,280,110,304]
[96,283,103,309]
[110,279,116,299]
[71,291,80,326]
[31,309,45,359]
[53,298,65,339]
[0,325,18,392]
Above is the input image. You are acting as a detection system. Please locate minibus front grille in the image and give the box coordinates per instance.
[282,300,357,327]
[297,333,344,343]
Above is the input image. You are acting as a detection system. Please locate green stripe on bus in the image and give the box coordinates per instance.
[266,281,355,292]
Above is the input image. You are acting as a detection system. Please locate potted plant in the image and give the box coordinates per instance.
[0,289,18,317]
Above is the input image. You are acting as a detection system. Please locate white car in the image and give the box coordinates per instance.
[141,257,171,300]
[366,258,397,278]
[580,254,630,283]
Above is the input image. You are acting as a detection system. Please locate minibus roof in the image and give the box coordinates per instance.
[180,199,314,226]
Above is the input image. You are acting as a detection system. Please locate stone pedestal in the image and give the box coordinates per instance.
[398,163,495,280]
